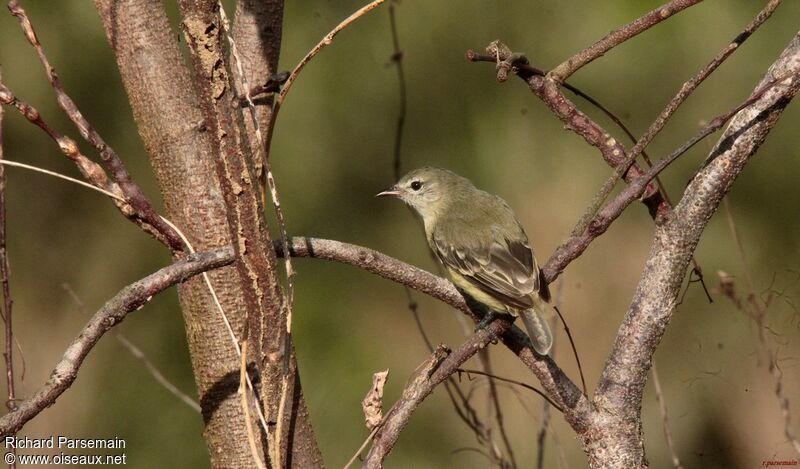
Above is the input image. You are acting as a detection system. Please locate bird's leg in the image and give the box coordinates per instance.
[475,310,515,344]
[475,310,500,332]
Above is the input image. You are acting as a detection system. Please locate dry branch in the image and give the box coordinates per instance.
[363,319,510,467]
[548,0,703,82]
[7,0,184,252]
[0,247,234,436]
[588,32,800,468]
[274,237,592,430]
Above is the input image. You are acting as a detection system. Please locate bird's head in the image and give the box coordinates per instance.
[376,167,471,221]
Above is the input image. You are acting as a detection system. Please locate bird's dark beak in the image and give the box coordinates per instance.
[375,185,401,198]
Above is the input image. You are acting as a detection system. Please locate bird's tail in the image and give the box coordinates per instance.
[521,295,555,355]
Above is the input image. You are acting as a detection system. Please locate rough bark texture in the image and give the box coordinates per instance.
[231,0,284,172]
[94,0,258,466]
[585,32,800,468]
[177,1,321,467]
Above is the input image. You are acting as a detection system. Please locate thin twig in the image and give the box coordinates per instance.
[652,360,683,468]
[0,66,15,469]
[0,248,234,436]
[477,351,515,468]
[456,369,562,413]
[0,83,120,198]
[388,0,406,180]
[61,282,201,413]
[7,0,184,252]
[548,0,704,82]
[239,337,267,469]
[262,0,387,164]
[567,0,782,237]
[536,279,564,469]
[553,305,586,396]
[115,334,201,413]
[364,320,511,467]
[720,201,800,456]
[343,424,381,469]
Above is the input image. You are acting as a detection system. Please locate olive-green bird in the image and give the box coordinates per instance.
[377,167,554,355]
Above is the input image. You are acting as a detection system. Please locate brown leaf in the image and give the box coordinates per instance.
[361,370,389,431]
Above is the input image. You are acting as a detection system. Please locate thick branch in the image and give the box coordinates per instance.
[0,248,234,437]
[588,32,800,468]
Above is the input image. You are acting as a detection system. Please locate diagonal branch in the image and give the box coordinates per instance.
[0,247,234,437]
[7,0,184,252]
[588,31,800,468]
[363,318,512,467]
[548,0,703,82]
[540,69,796,283]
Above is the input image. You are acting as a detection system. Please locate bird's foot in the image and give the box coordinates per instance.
[475,312,502,344]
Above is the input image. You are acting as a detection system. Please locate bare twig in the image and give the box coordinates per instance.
[652,360,683,469]
[536,398,551,469]
[364,319,511,467]
[0,66,16,469]
[477,351,516,468]
[343,425,381,469]
[568,0,782,237]
[114,334,201,413]
[238,337,267,469]
[720,201,800,456]
[0,84,119,198]
[541,70,799,283]
[590,33,799,466]
[7,0,184,252]
[548,0,704,82]
[0,247,234,436]
[262,0,388,163]
[388,0,406,180]
[456,369,562,413]
[61,281,201,413]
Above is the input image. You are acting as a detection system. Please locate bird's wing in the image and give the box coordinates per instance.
[432,232,539,311]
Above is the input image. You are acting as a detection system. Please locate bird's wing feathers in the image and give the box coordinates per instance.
[432,231,540,311]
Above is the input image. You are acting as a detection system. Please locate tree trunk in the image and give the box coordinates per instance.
[93,0,322,466]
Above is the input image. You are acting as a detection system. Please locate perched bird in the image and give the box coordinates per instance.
[377,167,554,355]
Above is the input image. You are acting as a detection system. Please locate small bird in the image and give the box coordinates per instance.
[377,167,554,355]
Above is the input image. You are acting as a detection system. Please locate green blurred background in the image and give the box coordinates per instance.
[0,1,798,467]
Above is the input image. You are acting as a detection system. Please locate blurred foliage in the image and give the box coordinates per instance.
[0,1,798,468]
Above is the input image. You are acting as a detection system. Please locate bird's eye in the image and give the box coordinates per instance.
[410,181,423,191]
